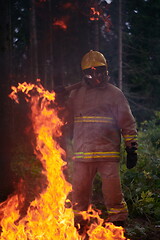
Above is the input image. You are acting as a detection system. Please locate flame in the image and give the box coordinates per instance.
[0,81,129,240]
[90,7,100,21]
[89,6,112,31]
[53,18,68,30]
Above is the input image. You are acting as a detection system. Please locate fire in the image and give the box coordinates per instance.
[89,6,112,32]
[90,7,100,21]
[0,81,129,240]
[53,18,68,30]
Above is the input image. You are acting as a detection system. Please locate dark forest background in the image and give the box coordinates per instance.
[0,1,160,237]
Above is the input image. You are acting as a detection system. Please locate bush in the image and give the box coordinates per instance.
[121,112,160,223]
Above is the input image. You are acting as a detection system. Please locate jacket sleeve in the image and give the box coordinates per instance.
[115,90,138,148]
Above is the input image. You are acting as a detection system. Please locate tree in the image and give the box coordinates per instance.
[122,0,160,121]
[0,0,14,200]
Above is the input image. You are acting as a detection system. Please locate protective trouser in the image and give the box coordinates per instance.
[72,161,128,222]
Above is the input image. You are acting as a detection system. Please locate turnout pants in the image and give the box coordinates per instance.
[72,161,128,222]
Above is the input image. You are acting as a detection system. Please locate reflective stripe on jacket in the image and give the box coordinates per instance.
[74,152,120,159]
[74,116,113,123]
[68,82,137,162]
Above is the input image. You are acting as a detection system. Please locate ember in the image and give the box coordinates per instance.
[90,7,100,21]
[53,18,68,30]
[0,81,129,239]
[89,5,112,32]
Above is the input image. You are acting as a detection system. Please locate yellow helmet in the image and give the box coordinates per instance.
[81,50,108,70]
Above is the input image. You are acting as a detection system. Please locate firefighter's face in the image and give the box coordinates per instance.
[83,66,107,87]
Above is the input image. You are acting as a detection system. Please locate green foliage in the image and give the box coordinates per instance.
[10,133,48,216]
[11,137,42,180]
[121,112,160,223]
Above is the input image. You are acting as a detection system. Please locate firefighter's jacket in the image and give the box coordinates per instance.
[67,81,137,162]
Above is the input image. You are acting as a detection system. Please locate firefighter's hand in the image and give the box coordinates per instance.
[126,145,137,169]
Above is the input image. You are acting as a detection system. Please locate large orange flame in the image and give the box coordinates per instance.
[0,81,129,240]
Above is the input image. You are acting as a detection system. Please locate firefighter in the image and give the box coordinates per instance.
[66,50,138,227]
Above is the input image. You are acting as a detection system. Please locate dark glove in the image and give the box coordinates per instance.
[126,144,137,169]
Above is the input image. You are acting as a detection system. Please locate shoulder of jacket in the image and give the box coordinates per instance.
[107,83,121,92]
[105,83,129,106]
[69,85,84,98]
[108,83,125,95]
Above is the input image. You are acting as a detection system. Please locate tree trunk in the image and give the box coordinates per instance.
[94,20,99,51]
[48,0,54,89]
[0,0,14,200]
[118,0,122,90]
[30,0,39,81]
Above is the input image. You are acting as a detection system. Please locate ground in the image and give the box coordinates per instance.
[92,195,160,240]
